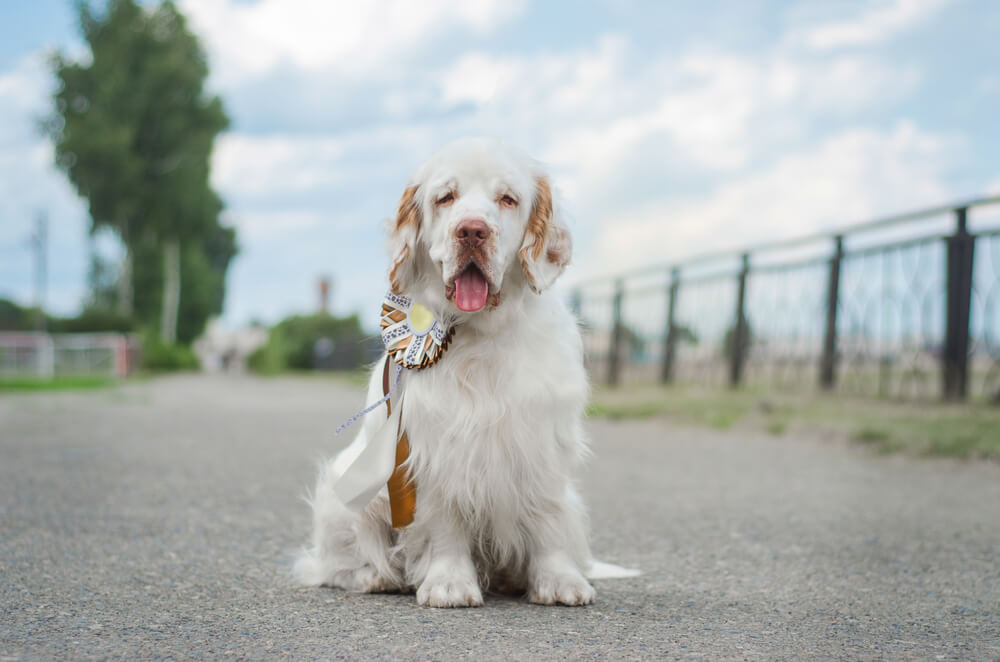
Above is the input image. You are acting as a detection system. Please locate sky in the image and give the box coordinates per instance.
[1,0,999,330]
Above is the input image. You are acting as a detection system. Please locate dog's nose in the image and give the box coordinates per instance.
[455,219,491,247]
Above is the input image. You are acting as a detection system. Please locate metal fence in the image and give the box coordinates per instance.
[0,332,140,378]
[571,196,1000,401]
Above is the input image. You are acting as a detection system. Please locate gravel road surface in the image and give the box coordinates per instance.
[1,375,998,660]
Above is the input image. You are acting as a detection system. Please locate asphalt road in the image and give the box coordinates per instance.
[1,375,998,661]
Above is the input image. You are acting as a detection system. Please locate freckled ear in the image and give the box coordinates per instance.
[388,185,421,295]
[519,176,572,293]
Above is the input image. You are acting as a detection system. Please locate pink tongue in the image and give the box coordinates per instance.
[455,267,489,312]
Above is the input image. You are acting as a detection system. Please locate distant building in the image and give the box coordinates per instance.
[193,319,268,373]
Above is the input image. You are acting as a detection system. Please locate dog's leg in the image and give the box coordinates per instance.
[414,512,483,608]
[526,487,595,606]
[527,550,595,606]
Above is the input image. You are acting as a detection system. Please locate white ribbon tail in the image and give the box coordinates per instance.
[585,560,641,579]
[331,397,402,511]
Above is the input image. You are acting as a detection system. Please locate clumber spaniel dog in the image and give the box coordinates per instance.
[294,138,602,607]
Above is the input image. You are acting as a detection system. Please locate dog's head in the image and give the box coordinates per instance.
[387,138,572,313]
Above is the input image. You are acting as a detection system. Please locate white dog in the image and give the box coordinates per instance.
[294,138,598,607]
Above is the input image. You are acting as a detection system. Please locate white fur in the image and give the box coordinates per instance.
[294,138,596,607]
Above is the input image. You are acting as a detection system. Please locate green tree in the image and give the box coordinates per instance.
[48,0,232,343]
[0,299,30,331]
[132,222,237,344]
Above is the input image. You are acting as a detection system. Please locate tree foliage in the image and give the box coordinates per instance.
[47,0,234,342]
[131,223,237,343]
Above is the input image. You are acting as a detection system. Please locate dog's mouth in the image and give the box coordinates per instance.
[446,262,491,312]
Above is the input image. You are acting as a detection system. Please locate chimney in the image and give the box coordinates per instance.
[318,276,331,315]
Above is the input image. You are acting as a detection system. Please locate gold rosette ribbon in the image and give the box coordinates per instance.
[380,292,454,369]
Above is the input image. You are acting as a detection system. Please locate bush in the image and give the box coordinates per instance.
[247,313,376,374]
[141,336,199,372]
[246,327,286,375]
[0,298,32,330]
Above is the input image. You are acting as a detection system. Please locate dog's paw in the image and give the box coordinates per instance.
[356,566,400,593]
[528,570,595,606]
[416,576,484,608]
[333,565,399,593]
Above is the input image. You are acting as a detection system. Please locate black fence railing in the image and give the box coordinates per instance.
[570,196,1000,401]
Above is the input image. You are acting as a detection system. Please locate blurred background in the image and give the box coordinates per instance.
[1,1,999,434]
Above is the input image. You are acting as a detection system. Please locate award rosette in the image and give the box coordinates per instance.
[380,292,454,369]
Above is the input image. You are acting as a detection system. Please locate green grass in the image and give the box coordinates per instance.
[0,375,116,393]
[854,426,891,444]
[589,384,1000,461]
[587,385,757,429]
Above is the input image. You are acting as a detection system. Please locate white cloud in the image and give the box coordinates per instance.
[540,51,764,200]
[588,121,960,277]
[213,134,346,197]
[796,55,920,112]
[441,35,628,112]
[229,210,325,240]
[180,0,525,87]
[211,124,436,205]
[204,12,945,322]
[794,0,952,51]
[434,33,921,206]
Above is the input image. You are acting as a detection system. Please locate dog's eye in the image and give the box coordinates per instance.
[436,192,455,206]
[498,194,518,209]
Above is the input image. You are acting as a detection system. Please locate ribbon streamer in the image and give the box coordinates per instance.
[335,362,402,435]
[331,382,405,510]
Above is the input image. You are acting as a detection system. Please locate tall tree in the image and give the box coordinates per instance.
[132,221,237,344]
[48,0,231,342]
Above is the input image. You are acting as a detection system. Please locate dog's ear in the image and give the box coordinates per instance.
[519,175,572,293]
[388,185,421,295]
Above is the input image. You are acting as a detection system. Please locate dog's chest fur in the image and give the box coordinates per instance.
[398,294,588,556]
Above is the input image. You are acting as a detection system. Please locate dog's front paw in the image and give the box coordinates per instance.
[416,576,484,608]
[528,570,595,606]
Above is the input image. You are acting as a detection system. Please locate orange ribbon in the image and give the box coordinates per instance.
[382,357,416,528]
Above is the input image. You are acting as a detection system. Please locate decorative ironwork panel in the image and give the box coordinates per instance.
[970,232,1000,400]
[618,280,669,384]
[671,276,737,387]
[837,239,945,400]
[744,262,827,390]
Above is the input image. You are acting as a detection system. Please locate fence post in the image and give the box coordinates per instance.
[943,207,975,400]
[660,268,680,383]
[729,253,750,388]
[607,279,624,386]
[820,236,844,390]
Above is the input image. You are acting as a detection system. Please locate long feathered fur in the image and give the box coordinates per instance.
[294,138,595,607]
